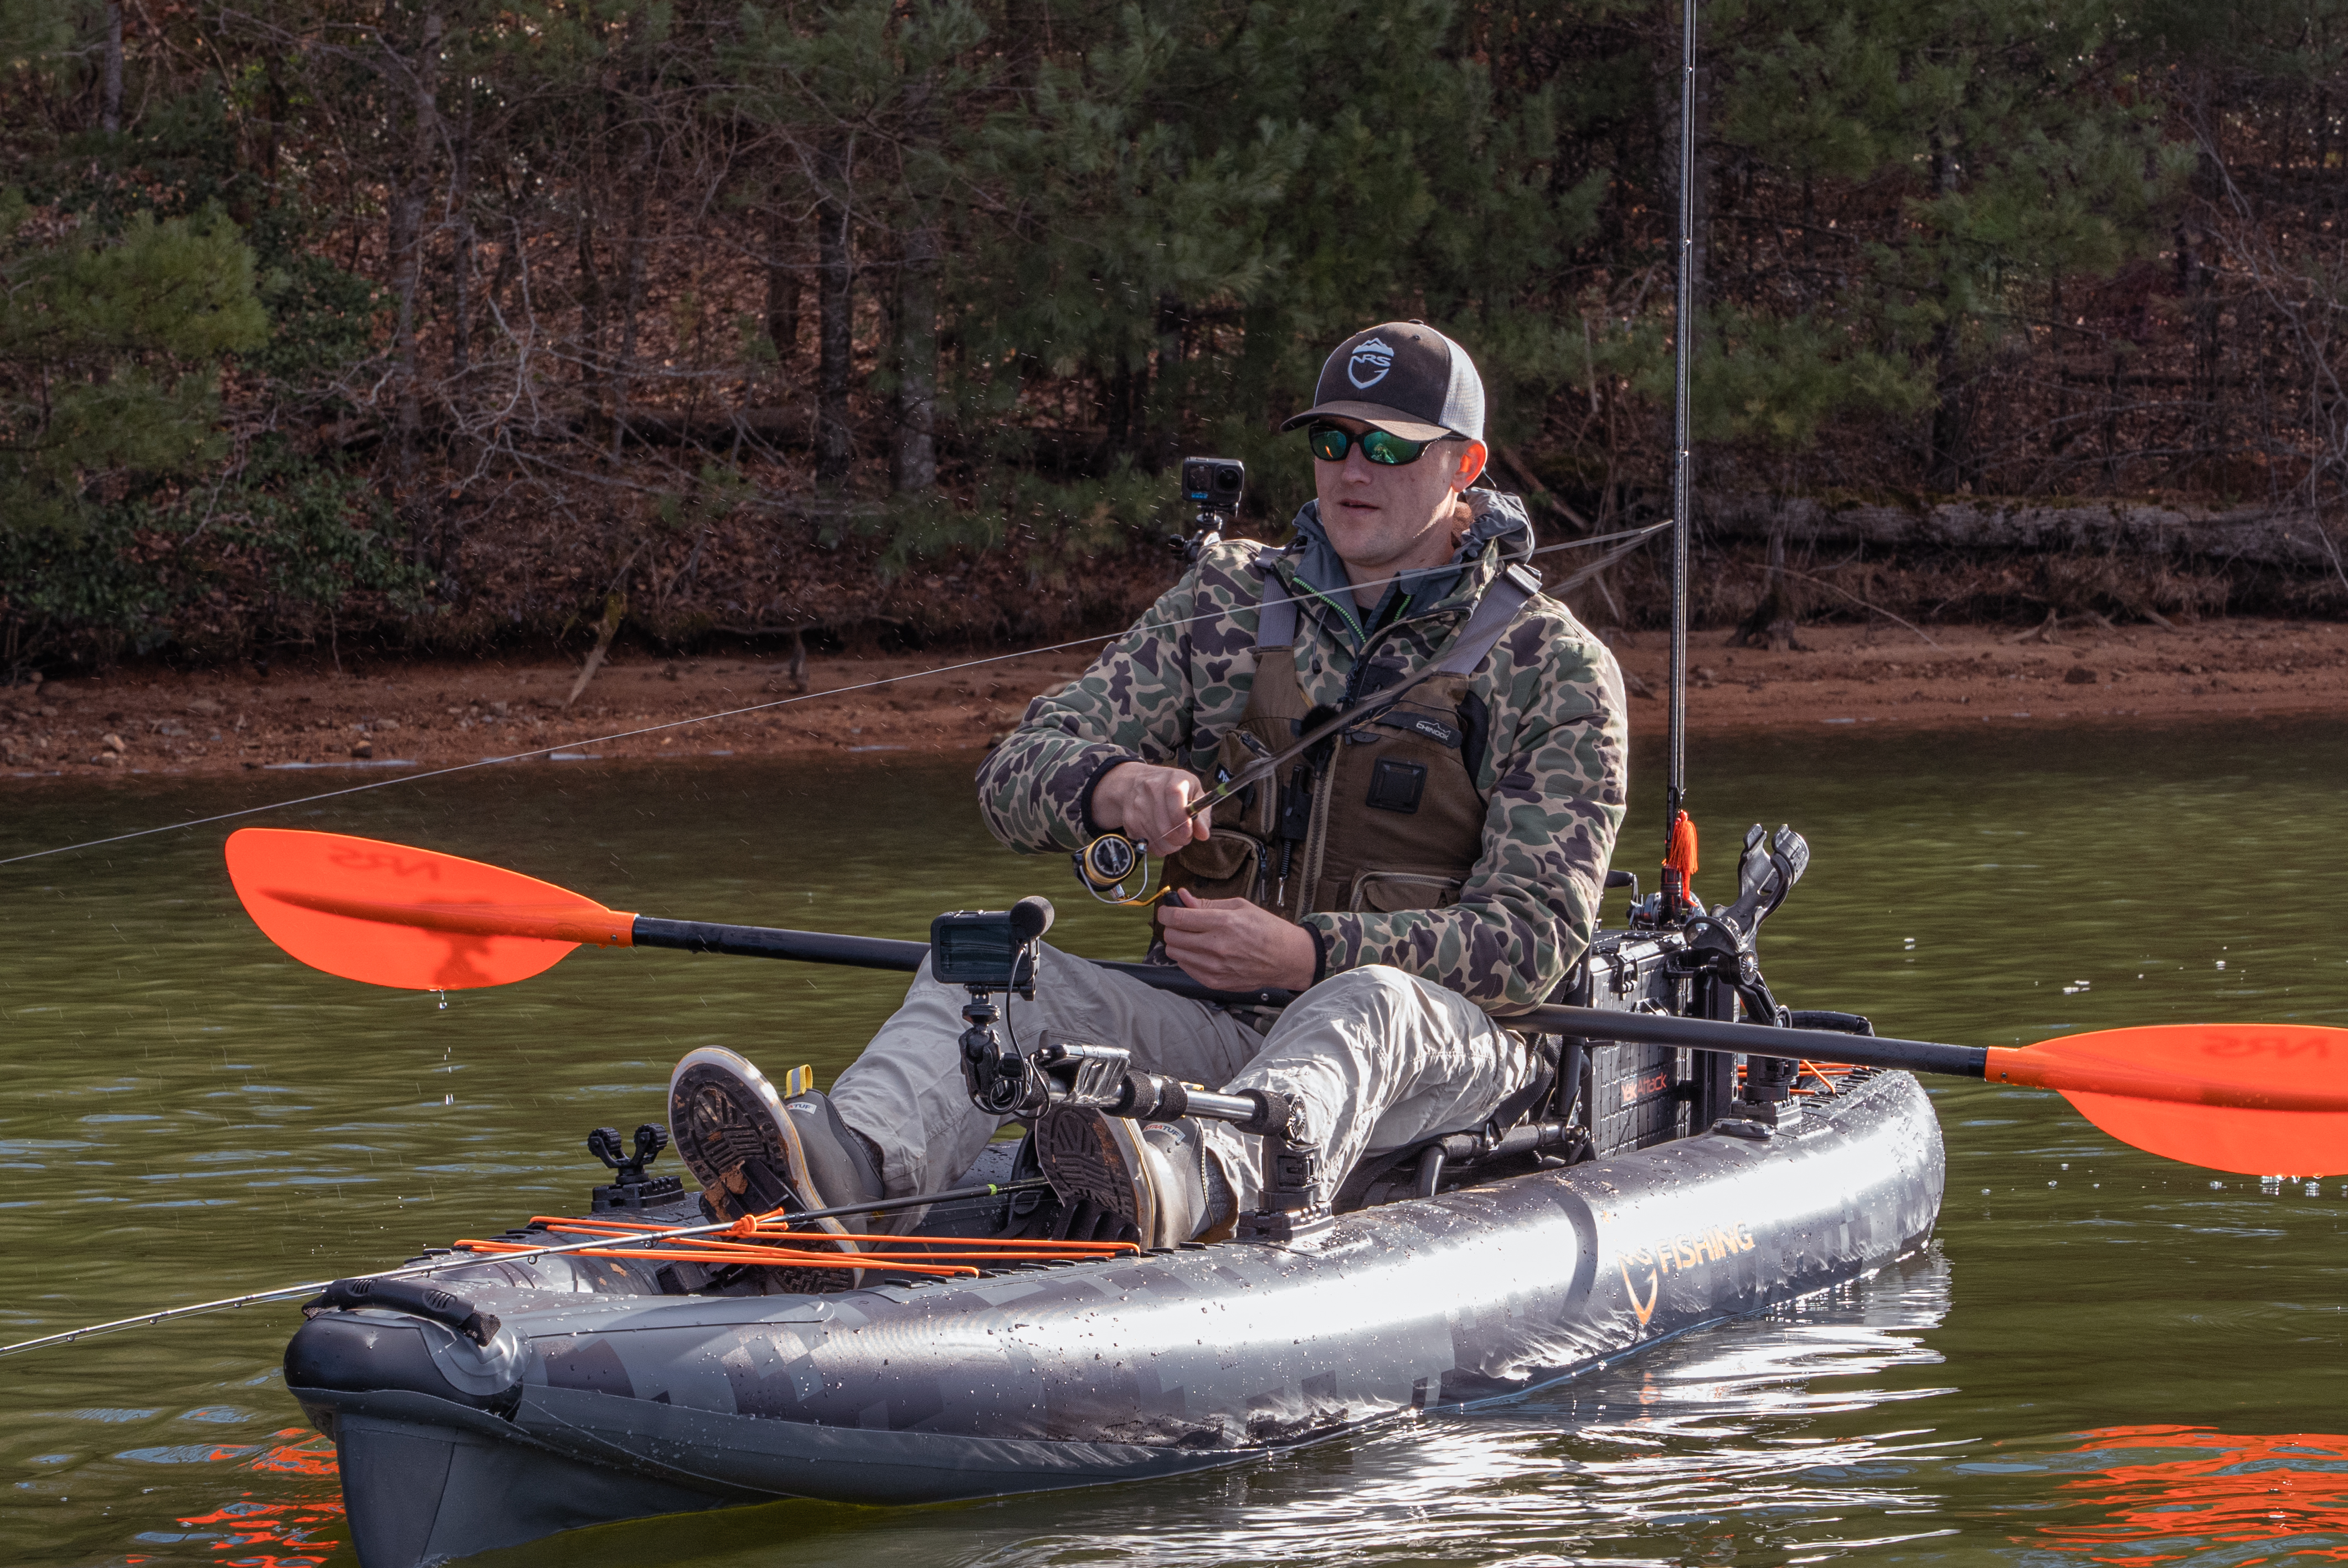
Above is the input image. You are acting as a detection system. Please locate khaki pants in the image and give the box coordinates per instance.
[827,944,1537,1215]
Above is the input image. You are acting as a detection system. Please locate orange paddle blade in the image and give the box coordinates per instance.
[225,828,636,991]
[1987,1024,2348,1177]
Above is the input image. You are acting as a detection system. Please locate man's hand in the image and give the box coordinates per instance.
[1091,761,1212,854]
[1158,890,1318,993]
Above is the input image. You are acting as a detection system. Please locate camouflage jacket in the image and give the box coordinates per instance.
[974,491,1630,1011]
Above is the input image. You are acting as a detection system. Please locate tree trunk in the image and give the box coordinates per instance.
[815,142,854,481]
[449,96,474,380]
[892,215,939,493]
[100,1,122,133]
[1104,360,1140,455]
[577,208,604,412]
[575,82,611,423]
[1734,526,1800,647]
[610,123,654,461]
[260,55,287,189]
[1005,0,1047,86]
[1149,291,1184,472]
[765,202,800,366]
[388,9,444,558]
[1924,130,1968,492]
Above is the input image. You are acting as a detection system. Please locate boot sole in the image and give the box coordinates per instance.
[667,1048,861,1283]
[1034,1106,1156,1245]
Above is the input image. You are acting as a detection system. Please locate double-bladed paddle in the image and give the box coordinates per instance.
[224,828,2348,1178]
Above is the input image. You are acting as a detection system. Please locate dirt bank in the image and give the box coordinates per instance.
[2,617,2340,782]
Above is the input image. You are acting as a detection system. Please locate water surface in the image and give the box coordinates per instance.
[2,720,2344,1566]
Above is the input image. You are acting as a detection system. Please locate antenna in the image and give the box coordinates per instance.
[1664,0,1697,912]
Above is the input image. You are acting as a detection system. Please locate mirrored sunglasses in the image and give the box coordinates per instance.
[1306,423,1438,466]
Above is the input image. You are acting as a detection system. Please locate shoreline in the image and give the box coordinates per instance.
[2,617,2339,783]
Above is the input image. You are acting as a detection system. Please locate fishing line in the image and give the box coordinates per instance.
[1,521,1669,869]
[0,1175,1056,1361]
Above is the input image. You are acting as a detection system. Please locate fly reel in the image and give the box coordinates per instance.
[1072,833,1161,906]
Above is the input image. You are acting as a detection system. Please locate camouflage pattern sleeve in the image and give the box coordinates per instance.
[973,542,1265,854]
[1304,608,1630,1012]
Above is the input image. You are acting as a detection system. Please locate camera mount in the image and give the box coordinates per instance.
[1173,456,1245,564]
[940,890,1334,1240]
[941,898,1056,1116]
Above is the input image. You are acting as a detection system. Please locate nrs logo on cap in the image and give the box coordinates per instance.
[1281,320,1487,443]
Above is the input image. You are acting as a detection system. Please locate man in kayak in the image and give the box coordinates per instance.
[669,322,1629,1254]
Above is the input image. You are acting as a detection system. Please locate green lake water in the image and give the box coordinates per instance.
[2,720,2344,1566]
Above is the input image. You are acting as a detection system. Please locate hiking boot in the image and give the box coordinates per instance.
[1034,1106,1220,1248]
[667,1048,885,1286]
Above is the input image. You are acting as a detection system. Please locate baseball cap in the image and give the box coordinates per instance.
[1279,321,1486,443]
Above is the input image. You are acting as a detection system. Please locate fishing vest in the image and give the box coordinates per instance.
[1161,557,1541,925]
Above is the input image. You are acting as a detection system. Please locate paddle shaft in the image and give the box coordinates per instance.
[260,885,2337,1113]
[626,916,1986,1076]
[628,915,1296,1006]
[1516,1003,1985,1079]
[629,916,2348,1112]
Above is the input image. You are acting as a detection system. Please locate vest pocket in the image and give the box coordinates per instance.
[1166,830,1263,904]
[1209,726,1283,839]
[1346,869,1466,913]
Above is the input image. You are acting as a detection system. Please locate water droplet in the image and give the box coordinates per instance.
[444,1093,455,1106]
[2061,1163,2069,1170]
[2210,1180,2226,1190]
[2306,1180,2322,1197]
[1980,1188,1991,1195]
[2216,960,2226,970]
[2047,1180,2058,1188]
[435,989,449,1010]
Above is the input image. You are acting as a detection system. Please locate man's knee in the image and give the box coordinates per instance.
[1305,964,1428,1011]
[1275,964,1430,1036]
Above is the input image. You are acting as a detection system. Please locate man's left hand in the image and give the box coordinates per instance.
[1157,891,1317,993]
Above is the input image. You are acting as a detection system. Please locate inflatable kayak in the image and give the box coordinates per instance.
[249,816,1944,1566]
[285,1052,1944,1567]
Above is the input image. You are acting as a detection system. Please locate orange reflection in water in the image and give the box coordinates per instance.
[117,1428,343,1567]
[2035,1424,2348,1564]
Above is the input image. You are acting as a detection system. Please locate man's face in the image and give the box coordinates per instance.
[1311,417,1484,577]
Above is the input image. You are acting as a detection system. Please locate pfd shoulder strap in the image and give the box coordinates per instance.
[1256,554,1537,673]
[1253,553,1297,652]
[1206,559,1542,808]
[1433,562,1542,677]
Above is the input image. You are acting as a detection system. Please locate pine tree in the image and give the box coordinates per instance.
[0,199,267,536]
[1709,0,2193,487]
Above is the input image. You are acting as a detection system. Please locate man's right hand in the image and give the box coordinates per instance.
[1091,761,1211,854]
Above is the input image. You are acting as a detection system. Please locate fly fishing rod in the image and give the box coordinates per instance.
[1661,0,1700,916]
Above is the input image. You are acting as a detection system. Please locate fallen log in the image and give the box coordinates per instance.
[1702,496,2344,573]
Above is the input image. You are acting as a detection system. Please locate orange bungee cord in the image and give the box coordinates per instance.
[455,1210,1146,1276]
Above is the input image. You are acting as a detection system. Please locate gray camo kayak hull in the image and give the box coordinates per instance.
[287,1067,1944,1566]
